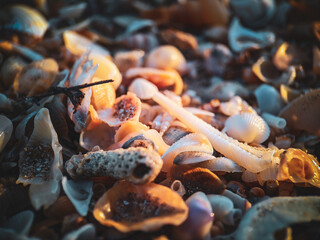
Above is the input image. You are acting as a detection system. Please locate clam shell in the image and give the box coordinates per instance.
[0,5,48,44]
[228,18,275,52]
[145,45,187,73]
[223,113,270,144]
[0,115,13,153]
[161,132,213,172]
[279,88,320,136]
[162,125,191,146]
[93,181,188,232]
[121,134,157,152]
[254,84,284,115]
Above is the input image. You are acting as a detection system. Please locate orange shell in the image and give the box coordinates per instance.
[93,181,188,232]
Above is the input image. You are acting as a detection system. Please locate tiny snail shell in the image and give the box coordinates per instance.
[222,113,270,144]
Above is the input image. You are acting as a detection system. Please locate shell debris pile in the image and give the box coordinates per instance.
[0,0,320,239]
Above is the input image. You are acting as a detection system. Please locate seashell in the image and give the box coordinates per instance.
[66,147,163,185]
[222,113,270,144]
[68,53,98,132]
[63,30,111,57]
[261,112,286,129]
[230,0,275,28]
[222,189,252,213]
[16,108,63,210]
[121,134,157,152]
[145,45,187,74]
[114,121,149,143]
[62,177,93,217]
[159,29,198,51]
[233,197,320,240]
[219,96,255,116]
[91,77,116,111]
[0,5,48,44]
[93,181,188,232]
[139,103,158,125]
[228,18,275,52]
[161,133,213,172]
[0,115,13,153]
[141,0,229,27]
[0,210,34,235]
[13,58,59,96]
[249,187,265,198]
[0,41,43,61]
[277,148,320,188]
[119,33,159,52]
[97,92,141,127]
[242,170,259,183]
[314,46,320,75]
[171,167,226,197]
[126,67,183,95]
[227,181,247,198]
[170,180,186,197]
[254,84,284,115]
[62,224,96,240]
[274,134,295,149]
[280,84,301,103]
[0,56,27,89]
[207,194,242,226]
[58,2,87,19]
[173,192,213,240]
[279,88,320,136]
[0,93,14,111]
[151,111,175,135]
[162,125,191,146]
[252,57,296,86]
[114,50,145,73]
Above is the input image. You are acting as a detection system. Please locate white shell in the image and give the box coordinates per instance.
[62,224,96,240]
[128,78,158,100]
[261,112,286,129]
[228,18,275,52]
[0,115,13,152]
[161,133,213,172]
[223,113,270,144]
[219,96,255,116]
[170,180,186,197]
[145,45,187,73]
[62,177,93,216]
[254,84,284,115]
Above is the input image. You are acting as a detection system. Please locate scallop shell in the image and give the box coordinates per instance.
[279,88,320,136]
[0,5,48,44]
[65,147,163,185]
[16,108,63,210]
[97,92,142,127]
[62,177,93,217]
[0,115,13,153]
[13,58,59,96]
[254,84,284,115]
[145,45,187,74]
[93,181,188,232]
[173,192,213,240]
[228,18,275,52]
[222,113,270,144]
[252,57,296,86]
[161,132,213,172]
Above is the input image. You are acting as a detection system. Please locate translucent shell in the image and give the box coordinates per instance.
[223,113,270,144]
[145,45,187,73]
[91,77,116,111]
[13,58,59,96]
[0,115,13,153]
[97,92,141,127]
[93,181,188,232]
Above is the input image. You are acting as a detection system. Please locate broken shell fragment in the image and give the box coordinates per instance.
[62,177,93,217]
[159,29,198,51]
[254,84,284,115]
[228,18,275,52]
[97,92,141,127]
[91,77,116,111]
[62,224,96,240]
[234,197,320,240]
[93,181,188,233]
[145,45,187,73]
[13,58,59,96]
[65,147,163,185]
[0,56,27,89]
[173,192,213,240]
[222,113,270,144]
[280,84,301,103]
[121,134,157,152]
[279,88,320,136]
[0,115,13,153]
[114,50,145,73]
[277,148,320,188]
[0,4,48,44]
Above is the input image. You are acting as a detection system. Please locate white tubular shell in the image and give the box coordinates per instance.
[223,113,270,144]
[170,180,186,197]
[262,112,287,129]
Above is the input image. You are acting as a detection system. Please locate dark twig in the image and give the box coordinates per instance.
[25,79,114,113]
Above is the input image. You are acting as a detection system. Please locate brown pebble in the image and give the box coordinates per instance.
[249,187,265,198]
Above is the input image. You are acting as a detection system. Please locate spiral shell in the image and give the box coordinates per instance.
[223,113,270,144]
